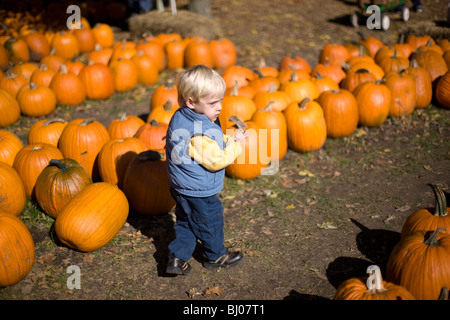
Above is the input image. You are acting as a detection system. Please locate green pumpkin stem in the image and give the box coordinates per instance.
[423,227,446,246]
[49,159,70,172]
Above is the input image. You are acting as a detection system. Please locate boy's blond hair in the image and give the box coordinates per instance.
[176,65,226,107]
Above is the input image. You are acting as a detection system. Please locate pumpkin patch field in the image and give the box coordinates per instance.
[0,0,449,303]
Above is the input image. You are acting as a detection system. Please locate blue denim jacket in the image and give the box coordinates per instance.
[165,107,225,197]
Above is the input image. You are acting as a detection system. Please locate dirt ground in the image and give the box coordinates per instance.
[1,0,449,307]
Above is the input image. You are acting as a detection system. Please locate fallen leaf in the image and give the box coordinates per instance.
[423,165,432,171]
[395,205,410,212]
[298,170,315,178]
[204,286,224,296]
[285,204,295,210]
[317,222,338,229]
[187,288,201,298]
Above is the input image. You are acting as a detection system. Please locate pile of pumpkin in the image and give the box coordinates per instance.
[333,184,450,300]
[0,15,450,294]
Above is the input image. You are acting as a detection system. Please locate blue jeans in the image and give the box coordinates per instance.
[168,188,226,262]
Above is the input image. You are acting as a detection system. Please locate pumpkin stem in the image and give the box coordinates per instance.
[423,227,446,246]
[163,100,173,111]
[253,69,264,79]
[49,159,70,172]
[228,115,247,130]
[439,287,449,300]
[298,97,311,110]
[150,119,160,126]
[268,82,277,93]
[29,82,37,90]
[43,118,66,126]
[264,101,275,112]
[81,118,96,126]
[428,184,448,217]
[409,59,419,68]
[119,112,127,121]
[365,265,387,293]
[60,63,68,74]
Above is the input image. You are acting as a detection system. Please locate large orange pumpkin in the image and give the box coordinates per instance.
[0,129,23,166]
[35,158,92,219]
[386,228,450,300]
[219,92,256,132]
[78,61,115,100]
[16,82,56,117]
[107,113,145,139]
[134,120,168,150]
[317,89,359,138]
[0,212,35,287]
[122,149,175,216]
[225,116,269,180]
[352,80,391,127]
[50,64,86,106]
[435,71,450,109]
[0,161,26,216]
[401,184,450,240]
[384,70,416,117]
[283,98,327,153]
[251,102,288,161]
[58,118,110,180]
[408,59,433,109]
[0,88,20,127]
[27,118,67,147]
[97,137,146,188]
[54,182,129,252]
[109,58,138,92]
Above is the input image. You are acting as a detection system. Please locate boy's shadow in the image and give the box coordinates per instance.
[127,210,176,277]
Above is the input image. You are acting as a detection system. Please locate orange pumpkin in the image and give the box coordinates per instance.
[134,120,168,150]
[30,63,55,87]
[51,31,79,60]
[317,89,359,138]
[0,212,35,287]
[225,116,269,180]
[0,161,26,216]
[98,137,146,188]
[92,23,115,48]
[122,150,175,216]
[278,54,311,73]
[319,43,349,67]
[55,182,129,252]
[0,88,20,127]
[34,158,92,219]
[16,82,56,117]
[334,265,415,300]
[209,38,237,70]
[27,118,67,147]
[78,61,115,100]
[12,143,64,197]
[401,184,450,240]
[147,101,178,124]
[131,51,159,86]
[352,80,391,127]
[251,102,288,161]
[386,228,450,300]
[219,92,256,132]
[150,82,179,110]
[435,71,450,109]
[0,130,23,166]
[283,97,327,153]
[408,59,433,109]
[50,64,86,106]
[184,38,213,68]
[58,118,110,180]
[23,30,50,62]
[107,113,145,139]
[384,70,416,117]
[109,58,138,92]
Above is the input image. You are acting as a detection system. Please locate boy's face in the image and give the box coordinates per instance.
[186,92,224,123]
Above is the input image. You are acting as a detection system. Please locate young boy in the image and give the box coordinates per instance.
[165,65,248,275]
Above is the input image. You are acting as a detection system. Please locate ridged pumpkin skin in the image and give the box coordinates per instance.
[35,158,92,219]
[384,70,416,118]
[435,71,450,109]
[0,162,26,216]
[27,118,67,147]
[0,212,35,287]
[386,228,450,300]
[317,89,359,138]
[0,88,20,127]
[225,117,269,180]
[0,129,23,166]
[352,80,391,127]
[283,98,327,153]
[123,150,175,216]
[107,113,145,139]
[97,137,146,188]
[55,182,129,252]
[58,118,110,180]
[13,143,64,197]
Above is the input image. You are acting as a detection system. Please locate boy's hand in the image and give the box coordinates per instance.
[234,129,249,142]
